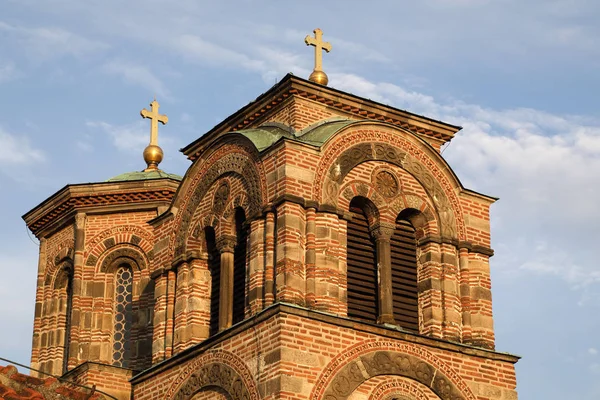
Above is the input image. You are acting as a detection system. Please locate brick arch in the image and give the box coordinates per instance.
[339,181,387,220]
[314,123,465,240]
[166,350,259,400]
[44,239,74,286]
[83,225,153,269]
[367,376,436,400]
[96,244,149,274]
[171,139,267,258]
[310,340,476,400]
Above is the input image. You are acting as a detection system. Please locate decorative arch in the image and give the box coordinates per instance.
[314,123,465,240]
[84,225,154,269]
[44,239,74,286]
[170,138,267,259]
[310,340,476,400]
[166,350,260,400]
[97,244,149,274]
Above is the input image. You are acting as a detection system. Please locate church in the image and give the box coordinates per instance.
[16,29,519,399]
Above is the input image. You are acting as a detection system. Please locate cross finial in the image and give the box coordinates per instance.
[305,28,332,86]
[140,99,168,171]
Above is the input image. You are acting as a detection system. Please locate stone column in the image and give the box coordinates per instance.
[217,235,236,331]
[467,251,495,349]
[313,211,344,314]
[173,262,189,354]
[305,208,317,308]
[264,212,276,307]
[30,237,46,376]
[248,218,266,314]
[275,202,306,305]
[370,222,395,325]
[458,245,472,343]
[440,243,461,342]
[164,269,177,358]
[151,271,168,363]
[69,212,86,370]
[418,240,444,338]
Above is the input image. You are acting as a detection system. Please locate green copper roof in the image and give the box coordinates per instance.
[296,119,355,145]
[106,169,182,182]
[226,119,356,152]
[227,125,293,151]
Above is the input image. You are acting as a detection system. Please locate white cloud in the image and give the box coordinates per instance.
[174,34,265,72]
[102,60,170,99]
[0,127,45,166]
[331,72,600,290]
[0,21,108,60]
[590,348,598,356]
[86,120,148,152]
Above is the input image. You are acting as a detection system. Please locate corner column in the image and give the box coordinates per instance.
[68,212,86,370]
[371,222,395,325]
[216,235,236,331]
[30,237,46,376]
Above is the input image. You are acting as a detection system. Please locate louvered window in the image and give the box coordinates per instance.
[390,219,419,331]
[233,209,248,325]
[206,228,220,336]
[346,206,378,322]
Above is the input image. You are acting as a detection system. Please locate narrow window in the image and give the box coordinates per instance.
[113,264,133,367]
[390,218,419,331]
[206,227,220,336]
[232,208,248,324]
[346,203,378,322]
[56,265,73,374]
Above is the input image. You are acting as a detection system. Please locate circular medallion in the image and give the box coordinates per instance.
[375,171,399,198]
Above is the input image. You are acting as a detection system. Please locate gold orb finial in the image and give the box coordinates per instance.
[143,144,164,170]
[140,99,168,171]
[308,70,329,86]
[305,28,332,86]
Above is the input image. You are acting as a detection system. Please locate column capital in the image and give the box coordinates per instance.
[75,212,87,229]
[216,235,237,253]
[370,222,395,240]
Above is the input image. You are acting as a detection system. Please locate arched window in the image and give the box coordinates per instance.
[112,264,133,368]
[346,199,378,322]
[54,264,73,374]
[390,216,419,331]
[232,208,248,325]
[206,227,220,336]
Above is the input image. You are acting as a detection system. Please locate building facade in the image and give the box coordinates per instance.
[23,73,519,400]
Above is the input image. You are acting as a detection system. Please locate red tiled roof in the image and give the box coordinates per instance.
[0,365,104,400]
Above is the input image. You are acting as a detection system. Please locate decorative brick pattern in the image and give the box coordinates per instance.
[25,75,514,400]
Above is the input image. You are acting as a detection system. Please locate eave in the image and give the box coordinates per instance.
[22,178,180,237]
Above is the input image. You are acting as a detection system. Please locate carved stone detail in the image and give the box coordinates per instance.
[173,363,249,400]
[311,340,476,400]
[166,350,259,400]
[315,128,466,239]
[375,170,399,198]
[172,146,266,258]
[321,351,465,400]
[213,181,230,215]
[99,246,148,273]
[370,222,396,240]
[216,235,237,254]
[103,238,116,249]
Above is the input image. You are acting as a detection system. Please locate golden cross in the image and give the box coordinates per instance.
[305,28,332,72]
[140,99,168,146]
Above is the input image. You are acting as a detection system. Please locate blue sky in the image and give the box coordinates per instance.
[0,1,599,398]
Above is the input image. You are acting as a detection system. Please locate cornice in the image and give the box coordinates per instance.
[182,74,461,161]
[23,179,180,237]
